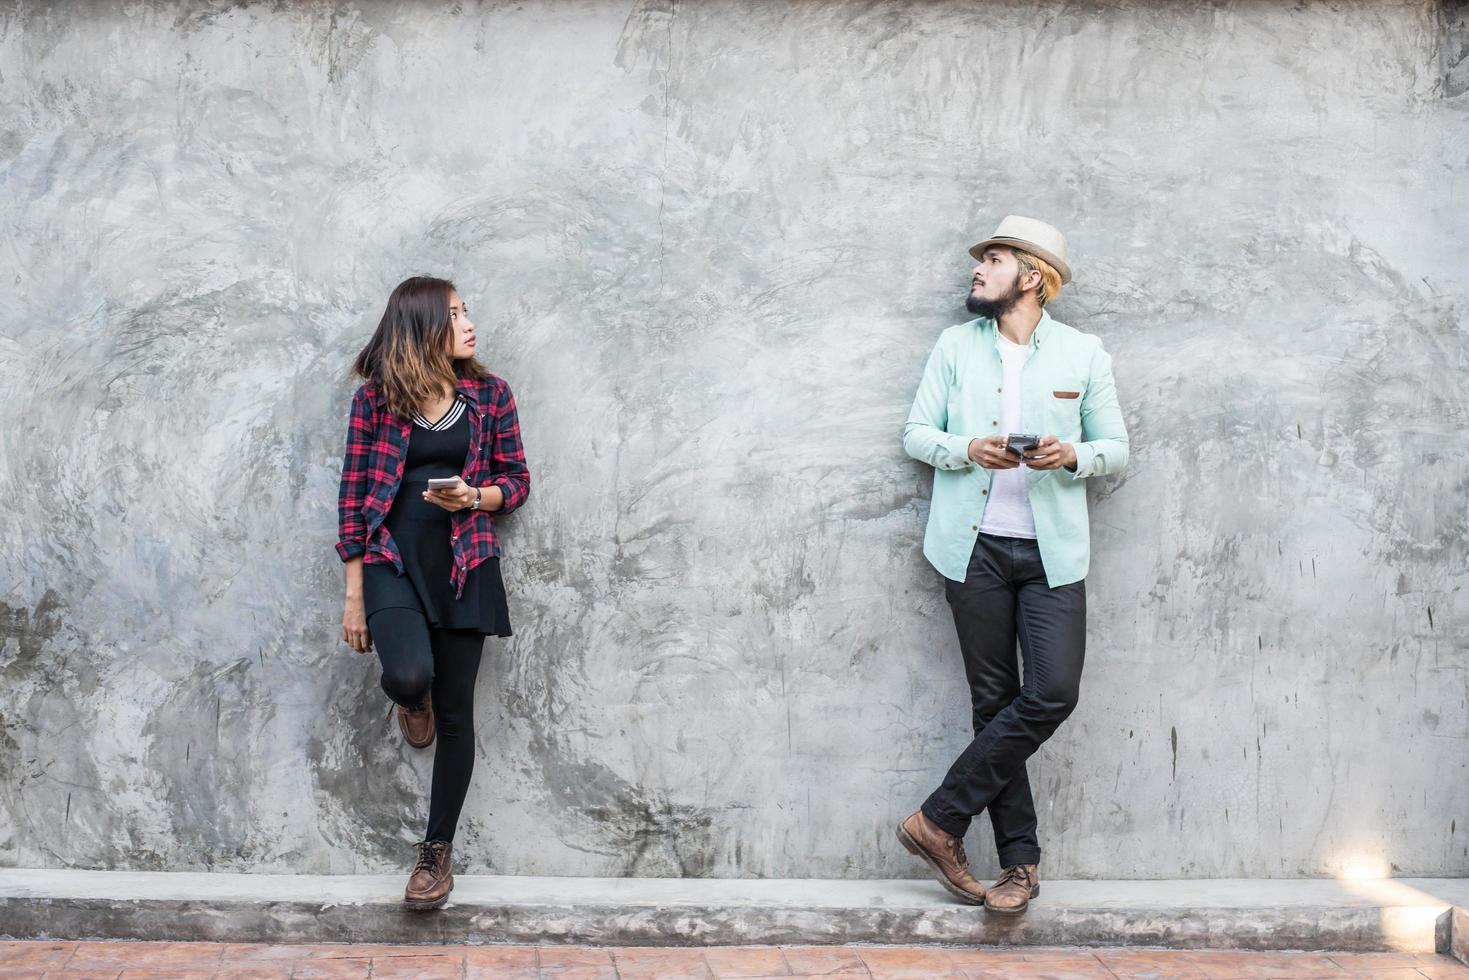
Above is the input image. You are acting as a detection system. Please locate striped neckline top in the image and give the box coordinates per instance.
[413,398,467,431]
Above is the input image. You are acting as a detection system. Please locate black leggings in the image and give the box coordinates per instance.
[369,607,485,844]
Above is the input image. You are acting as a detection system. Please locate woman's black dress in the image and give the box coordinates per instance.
[362,398,512,637]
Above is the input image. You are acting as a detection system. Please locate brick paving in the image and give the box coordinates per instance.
[0,941,1465,979]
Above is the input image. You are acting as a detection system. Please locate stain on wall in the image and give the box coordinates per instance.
[0,0,1465,878]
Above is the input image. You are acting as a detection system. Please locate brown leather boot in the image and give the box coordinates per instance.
[397,702,435,748]
[896,810,985,905]
[404,839,453,910]
[984,863,1040,915]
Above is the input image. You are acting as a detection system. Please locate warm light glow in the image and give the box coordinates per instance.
[1335,853,1392,880]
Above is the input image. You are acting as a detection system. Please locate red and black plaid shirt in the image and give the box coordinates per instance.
[336,375,530,598]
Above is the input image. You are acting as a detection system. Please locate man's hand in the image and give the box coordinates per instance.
[1023,435,1077,471]
[968,436,1021,470]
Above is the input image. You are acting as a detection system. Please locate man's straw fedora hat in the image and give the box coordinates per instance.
[969,215,1072,285]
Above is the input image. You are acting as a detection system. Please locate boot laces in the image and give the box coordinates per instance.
[413,840,447,875]
[997,864,1032,888]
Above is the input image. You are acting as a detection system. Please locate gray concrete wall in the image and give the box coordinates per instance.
[0,0,1465,880]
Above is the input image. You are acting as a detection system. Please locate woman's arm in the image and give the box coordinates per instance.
[484,380,530,515]
[336,387,373,561]
[341,557,371,653]
[422,380,529,515]
[337,388,374,653]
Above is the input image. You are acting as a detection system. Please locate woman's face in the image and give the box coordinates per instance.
[446,290,477,359]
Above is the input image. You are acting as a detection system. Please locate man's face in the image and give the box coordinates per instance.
[966,247,1025,318]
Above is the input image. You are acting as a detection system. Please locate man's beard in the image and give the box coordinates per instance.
[965,274,1023,318]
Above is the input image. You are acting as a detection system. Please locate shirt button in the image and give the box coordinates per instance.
[971,524,978,530]
[992,420,998,426]
[996,387,1002,393]
[981,489,988,495]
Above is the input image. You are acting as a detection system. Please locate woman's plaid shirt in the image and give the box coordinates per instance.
[336,375,530,598]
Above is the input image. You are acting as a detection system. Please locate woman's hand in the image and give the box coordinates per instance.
[423,476,476,512]
[342,595,372,654]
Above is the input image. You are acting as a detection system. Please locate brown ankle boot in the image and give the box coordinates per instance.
[397,702,435,748]
[404,839,453,910]
[984,863,1040,915]
[896,810,985,905]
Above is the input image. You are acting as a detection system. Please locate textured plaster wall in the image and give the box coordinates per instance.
[0,0,1466,879]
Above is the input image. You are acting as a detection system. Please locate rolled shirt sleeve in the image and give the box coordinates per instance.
[335,387,373,561]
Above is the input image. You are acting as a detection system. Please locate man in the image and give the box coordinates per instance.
[896,215,1129,914]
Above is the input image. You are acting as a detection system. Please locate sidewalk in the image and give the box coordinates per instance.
[2,940,1467,979]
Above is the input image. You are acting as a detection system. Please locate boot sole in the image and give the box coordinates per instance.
[895,825,984,906]
[984,884,1041,915]
[404,879,453,911]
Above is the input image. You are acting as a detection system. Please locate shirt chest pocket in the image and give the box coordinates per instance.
[1045,381,1086,438]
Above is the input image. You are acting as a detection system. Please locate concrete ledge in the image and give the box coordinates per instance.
[1450,905,1469,966]
[2,870,1466,956]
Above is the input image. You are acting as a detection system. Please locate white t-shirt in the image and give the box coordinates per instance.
[978,332,1037,539]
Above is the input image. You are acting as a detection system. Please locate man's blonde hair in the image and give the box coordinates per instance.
[1012,249,1064,307]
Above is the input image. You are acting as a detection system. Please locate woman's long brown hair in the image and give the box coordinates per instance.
[352,276,488,420]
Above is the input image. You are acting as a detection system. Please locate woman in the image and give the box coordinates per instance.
[335,276,530,910]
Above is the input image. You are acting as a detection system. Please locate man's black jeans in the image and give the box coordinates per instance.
[921,532,1087,868]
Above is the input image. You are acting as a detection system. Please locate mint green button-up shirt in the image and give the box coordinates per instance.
[903,309,1129,588]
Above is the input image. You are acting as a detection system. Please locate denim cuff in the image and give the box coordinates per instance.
[920,800,970,840]
[996,844,1041,869]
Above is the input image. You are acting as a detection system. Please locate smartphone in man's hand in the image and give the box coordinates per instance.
[1005,433,1041,457]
